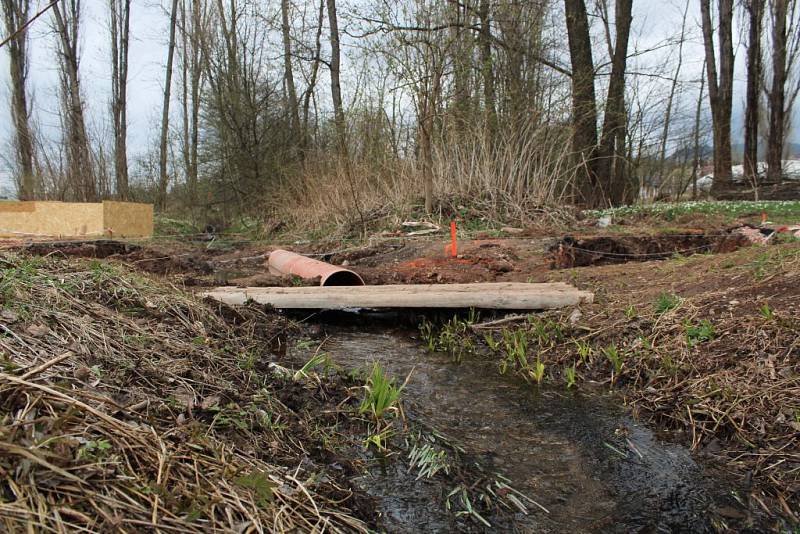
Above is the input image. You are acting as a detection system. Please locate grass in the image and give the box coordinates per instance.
[359,362,404,421]
[653,292,682,315]
[419,315,474,362]
[684,320,716,347]
[564,364,577,389]
[602,344,624,382]
[585,200,800,225]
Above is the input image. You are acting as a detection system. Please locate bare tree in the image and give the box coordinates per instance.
[700,0,735,193]
[1,0,35,199]
[158,0,180,209]
[281,0,300,143]
[692,60,707,199]
[179,0,207,206]
[596,0,633,204]
[327,0,347,155]
[743,0,764,185]
[477,0,496,141]
[109,0,131,199]
[656,0,690,187]
[301,0,325,148]
[564,0,600,204]
[766,0,788,181]
[52,0,96,201]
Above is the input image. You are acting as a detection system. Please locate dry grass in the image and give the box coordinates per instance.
[0,254,370,532]
[271,125,577,238]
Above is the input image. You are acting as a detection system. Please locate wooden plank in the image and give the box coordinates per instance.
[203,282,593,310]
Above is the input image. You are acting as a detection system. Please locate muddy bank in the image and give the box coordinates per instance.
[0,254,378,532]
[547,230,757,268]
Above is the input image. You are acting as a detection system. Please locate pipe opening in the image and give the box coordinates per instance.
[321,270,365,286]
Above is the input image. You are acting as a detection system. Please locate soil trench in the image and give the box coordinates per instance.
[298,324,752,533]
[548,232,753,269]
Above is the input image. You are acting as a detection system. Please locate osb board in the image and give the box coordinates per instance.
[0,201,153,238]
[103,201,153,237]
[0,202,105,237]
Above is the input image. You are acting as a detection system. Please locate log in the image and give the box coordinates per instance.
[203,282,593,310]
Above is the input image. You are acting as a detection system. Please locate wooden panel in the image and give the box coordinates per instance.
[204,282,594,310]
[103,201,154,237]
[0,201,104,237]
[0,201,153,238]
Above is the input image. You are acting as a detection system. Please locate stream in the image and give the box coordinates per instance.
[304,321,751,533]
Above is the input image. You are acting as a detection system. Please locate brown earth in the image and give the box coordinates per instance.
[3,226,798,525]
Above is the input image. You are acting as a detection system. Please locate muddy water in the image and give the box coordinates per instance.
[317,324,748,533]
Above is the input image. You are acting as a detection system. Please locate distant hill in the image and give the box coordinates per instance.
[668,144,713,162]
[730,142,800,160]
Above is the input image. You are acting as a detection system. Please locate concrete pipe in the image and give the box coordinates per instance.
[267,249,365,286]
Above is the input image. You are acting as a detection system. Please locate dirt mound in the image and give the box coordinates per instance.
[23,239,141,258]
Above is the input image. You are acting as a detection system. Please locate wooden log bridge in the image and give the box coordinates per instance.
[204,282,593,310]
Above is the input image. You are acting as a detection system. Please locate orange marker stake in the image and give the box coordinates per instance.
[450,221,458,257]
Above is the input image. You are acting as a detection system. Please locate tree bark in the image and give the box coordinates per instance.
[158,0,180,210]
[52,0,96,201]
[766,0,787,182]
[1,0,35,200]
[596,0,633,205]
[564,0,600,205]
[301,0,325,149]
[700,0,734,193]
[743,0,764,186]
[691,60,706,200]
[281,0,300,143]
[477,0,496,143]
[327,0,346,155]
[179,0,205,206]
[110,0,131,200]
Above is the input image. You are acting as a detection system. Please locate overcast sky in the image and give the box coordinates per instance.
[0,0,797,196]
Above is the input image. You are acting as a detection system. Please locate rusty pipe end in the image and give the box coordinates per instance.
[267,249,365,286]
[320,270,365,286]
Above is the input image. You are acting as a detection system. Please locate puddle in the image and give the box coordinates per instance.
[312,325,752,533]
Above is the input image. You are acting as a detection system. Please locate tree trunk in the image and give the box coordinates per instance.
[596,0,633,205]
[743,0,764,186]
[327,0,364,228]
[448,0,470,132]
[691,60,706,200]
[1,0,35,200]
[657,0,689,190]
[766,0,787,182]
[52,0,96,202]
[477,0,496,143]
[110,0,131,200]
[301,0,325,149]
[179,0,204,207]
[564,0,599,205]
[281,0,300,144]
[327,0,346,155]
[700,0,734,193]
[158,0,180,210]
